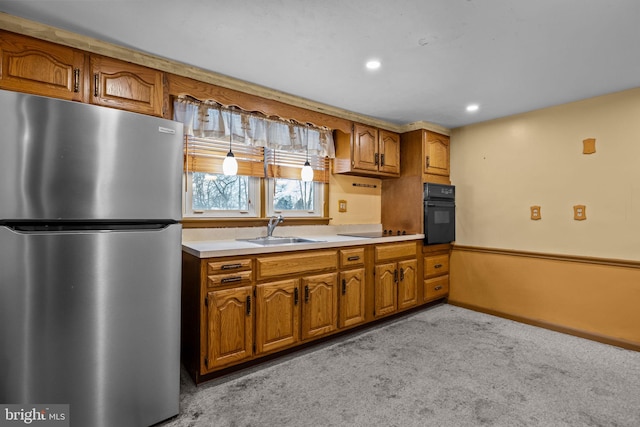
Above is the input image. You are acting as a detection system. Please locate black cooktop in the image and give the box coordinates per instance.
[338,231,407,238]
[338,231,385,238]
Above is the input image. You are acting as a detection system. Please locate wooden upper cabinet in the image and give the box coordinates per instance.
[334,123,400,177]
[90,56,163,116]
[0,31,84,101]
[424,131,450,177]
[379,130,400,174]
[353,124,379,172]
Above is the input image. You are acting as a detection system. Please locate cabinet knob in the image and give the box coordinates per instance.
[434,286,443,291]
[434,263,443,269]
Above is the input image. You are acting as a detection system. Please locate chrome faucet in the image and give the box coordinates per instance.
[266,215,284,237]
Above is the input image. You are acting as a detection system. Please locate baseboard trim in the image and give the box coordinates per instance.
[448,300,640,352]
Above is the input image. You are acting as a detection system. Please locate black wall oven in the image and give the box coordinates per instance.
[424,183,455,245]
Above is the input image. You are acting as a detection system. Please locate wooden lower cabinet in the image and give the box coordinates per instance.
[424,244,451,302]
[373,242,419,318]
[424,275,449,301]
[374,262,398,317]
[398,259,418,310]
[338,268,366,328]
[255,279,300,355]
[182,240,436,383]
[301,273,338,340]
[255,273,338,355]
[203,286,253,372]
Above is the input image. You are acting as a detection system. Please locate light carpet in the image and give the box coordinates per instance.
[158,304,640,426]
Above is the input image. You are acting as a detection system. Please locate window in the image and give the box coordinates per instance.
[266,178,324,217]
[184,172,259,217]
[175,97,333,221]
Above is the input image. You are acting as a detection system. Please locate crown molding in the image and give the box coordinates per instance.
[0,12,449,135]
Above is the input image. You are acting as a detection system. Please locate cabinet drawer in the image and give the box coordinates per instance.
[339,248,365,268]
[375,242,416,262]
[424,254,449,278]
[424,275,449,301]
[256,250,337,281]
[207,270,253,288]
[207,258,252,275]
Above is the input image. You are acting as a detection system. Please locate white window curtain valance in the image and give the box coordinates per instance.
[173,97,335,158]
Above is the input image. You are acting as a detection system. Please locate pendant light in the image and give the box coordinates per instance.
[301,125,314,182]
[222,108,238,176]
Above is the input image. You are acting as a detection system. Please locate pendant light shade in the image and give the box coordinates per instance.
[223,151,238,176]
[301,160,314,182]
[301,125,313,182]
[223,109,238,176]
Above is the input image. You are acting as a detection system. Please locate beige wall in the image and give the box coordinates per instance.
[328,173,381,225]
[450,88,640,260]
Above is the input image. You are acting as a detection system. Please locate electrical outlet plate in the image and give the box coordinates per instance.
[530,206,541,220]
[573,205,586,220]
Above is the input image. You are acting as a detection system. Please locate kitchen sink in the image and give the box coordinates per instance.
[239,236,323,246]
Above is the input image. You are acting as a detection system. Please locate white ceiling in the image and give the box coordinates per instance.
[1,0,640,129]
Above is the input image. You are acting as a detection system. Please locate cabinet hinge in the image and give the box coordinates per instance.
[253,344,256,353]
[204,358,209,368]
[204,296,208,307]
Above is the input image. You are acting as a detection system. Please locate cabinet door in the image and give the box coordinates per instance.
[339,268,366,328]
[255,279,300,355]
[424,131,450,176]
[374,263,397,317]
[0,31,84,101]
[353,123,379,172]
[204,286,253,371]
[378,130,400,175]
[90,55,163,116]
[301,273,338,340]
[397,259,418,310]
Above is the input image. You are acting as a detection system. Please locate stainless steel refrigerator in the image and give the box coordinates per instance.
[0,89,183,426]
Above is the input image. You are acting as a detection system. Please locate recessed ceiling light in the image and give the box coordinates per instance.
[466,104,479,112]
[366,60,381,70]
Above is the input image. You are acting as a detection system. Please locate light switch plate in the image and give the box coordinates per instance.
[338,200,347,212]
[583,138,596,154]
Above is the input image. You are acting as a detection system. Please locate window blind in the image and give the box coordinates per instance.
[265,148,330,183]
[183,136,264,177]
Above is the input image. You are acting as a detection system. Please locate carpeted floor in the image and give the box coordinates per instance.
[159,304,640,426]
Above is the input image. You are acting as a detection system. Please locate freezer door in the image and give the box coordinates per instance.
[0,224,181,427]
[0,89,183,221]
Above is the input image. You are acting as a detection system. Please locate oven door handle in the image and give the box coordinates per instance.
[426,202,455,207]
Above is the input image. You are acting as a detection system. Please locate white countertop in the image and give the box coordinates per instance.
[182,233,424,258]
